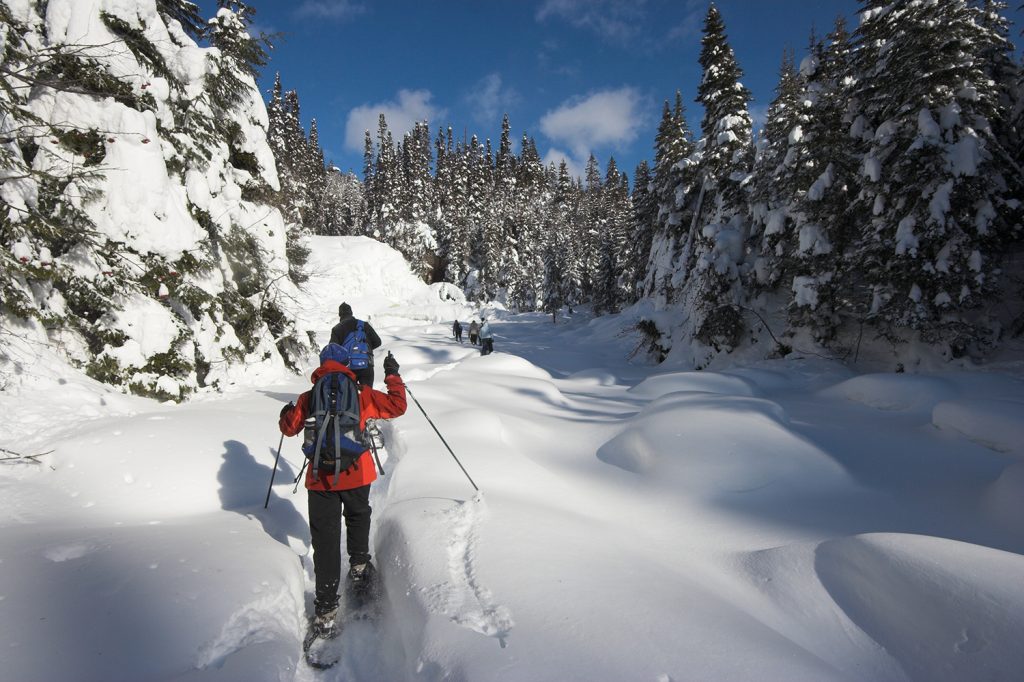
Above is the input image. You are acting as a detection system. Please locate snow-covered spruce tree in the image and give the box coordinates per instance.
[370,113,401,243]
[360,128,376,234]
[627,160,657,303]
[685,3,754,350]
[489,113,519,299]
[390,121,436,278]
[0,0,311,398]
[303,118,328,233]
[431,126,460,283]
[592,158,632,315]
[747,48,809,296]
[788,18,861,344]
[644,94,698,307]
[507,133,549,311]
[465,134,496,300]
[441,130,474,287]
[319,168,364,237]
[847,0,1022,354]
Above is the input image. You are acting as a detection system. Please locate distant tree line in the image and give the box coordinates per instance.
[267,0,1023,362]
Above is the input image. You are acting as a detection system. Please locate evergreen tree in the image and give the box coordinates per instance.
[157,0,205,39]
[748,48,807,294]
[789,17,859,343]
[593,158,631,314]
[847,0,1022,351]
[696,4,754,217]
[304,118,327,233]
[645,96,696,302]
[687,3,754,349]
[508,134,549,310]
[628,160,657,302]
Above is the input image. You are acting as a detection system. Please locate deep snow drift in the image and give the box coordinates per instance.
[1,236,1023,682]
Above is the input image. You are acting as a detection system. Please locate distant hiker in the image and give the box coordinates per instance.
[330,302,382,387]
[479,319,494,356]
[468,319,480,345]
[453,320,463,343]
[279,344,406,647]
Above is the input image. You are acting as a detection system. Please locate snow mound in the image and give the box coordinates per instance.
[819,373,958,412]
[723,359,855,393]
[597,393,848,492]
[567,368,619,386]
[629,370,758,399]
[983,462,1024,530]
[932,399,1024,458]
[814,534,1024,681]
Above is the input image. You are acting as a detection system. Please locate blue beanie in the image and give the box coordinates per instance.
[319,342,350,366]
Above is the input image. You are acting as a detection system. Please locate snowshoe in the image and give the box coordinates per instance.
[346,562,382,617]
[303,607,342,669]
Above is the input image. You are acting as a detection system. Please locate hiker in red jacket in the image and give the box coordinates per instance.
[279,344,406,637]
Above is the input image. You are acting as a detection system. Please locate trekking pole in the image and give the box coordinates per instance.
[404,384,480,492]
[264,432,285,509]
[292,459,308,493]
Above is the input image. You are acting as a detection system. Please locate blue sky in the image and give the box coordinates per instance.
[198,1,1023,183]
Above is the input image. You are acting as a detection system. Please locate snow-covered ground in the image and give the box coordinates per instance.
[2,236,1023,682]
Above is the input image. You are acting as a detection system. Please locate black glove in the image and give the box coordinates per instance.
[383,353,400,376]
[279,401,294,419]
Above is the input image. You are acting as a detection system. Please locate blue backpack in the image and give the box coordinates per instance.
[341,320,371,370]
[302,369,365,483]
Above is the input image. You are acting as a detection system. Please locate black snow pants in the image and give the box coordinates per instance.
[308,485,372,614]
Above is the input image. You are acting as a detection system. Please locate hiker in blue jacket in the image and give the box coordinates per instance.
[330,302,382,386]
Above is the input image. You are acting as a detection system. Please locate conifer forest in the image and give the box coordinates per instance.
[2,0,1023,396]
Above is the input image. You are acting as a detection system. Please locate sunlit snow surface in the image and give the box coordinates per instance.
[2,236,1023,682]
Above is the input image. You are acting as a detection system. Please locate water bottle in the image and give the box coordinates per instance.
[302,416,317,457]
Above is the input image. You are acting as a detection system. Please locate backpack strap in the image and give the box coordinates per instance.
[310,375,331,478]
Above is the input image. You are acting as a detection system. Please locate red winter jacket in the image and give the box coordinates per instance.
[279,360,407,491]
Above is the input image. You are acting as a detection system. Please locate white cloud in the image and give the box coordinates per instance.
[536,0,647,43]
[464,73,519,126]
[666,0,704,43]
[541,147,585,181]
[295,0,366,21]
[539,87,646,161]
[344,89,447,152]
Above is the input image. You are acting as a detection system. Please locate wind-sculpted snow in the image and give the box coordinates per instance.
[820,373,959,413]
[734,533,1024,681]
[812,534,1024,681]
[628,369,759,399]
[983,462,1024,531]
[597,392,850,494]
[932,398,1024,458]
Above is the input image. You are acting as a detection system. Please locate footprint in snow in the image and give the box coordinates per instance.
[439,494,514,647]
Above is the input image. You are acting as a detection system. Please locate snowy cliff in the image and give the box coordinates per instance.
[0,0,312,400]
